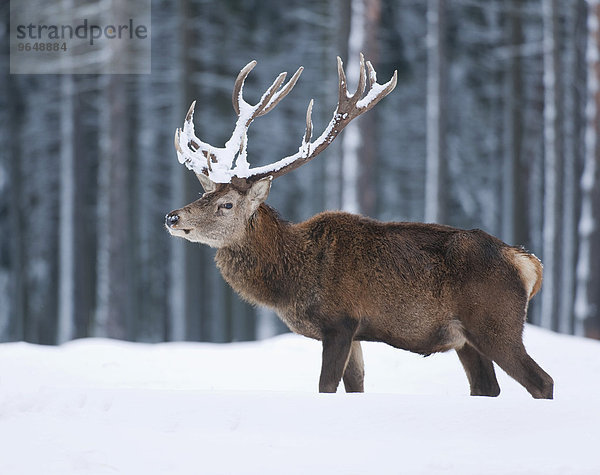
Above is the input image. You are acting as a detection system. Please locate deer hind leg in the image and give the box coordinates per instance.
[456,343,500,397]
[465,312,553,399]
[343,341,365,393]
[487,342,553,399]
[319,318,359,393]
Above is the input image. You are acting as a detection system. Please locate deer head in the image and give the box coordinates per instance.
[166,54,397,247]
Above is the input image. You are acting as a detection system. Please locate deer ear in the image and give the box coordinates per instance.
[196,173,217,193]
[247,176,272,212]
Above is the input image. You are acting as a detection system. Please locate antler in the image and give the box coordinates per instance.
[174,54,397,189]
[174,61,303,184]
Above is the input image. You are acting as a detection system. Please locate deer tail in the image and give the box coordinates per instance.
[504,247,543,300]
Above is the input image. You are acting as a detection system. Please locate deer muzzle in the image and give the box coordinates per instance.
[165,212,180,228]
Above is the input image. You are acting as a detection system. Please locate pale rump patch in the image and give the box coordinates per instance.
[503,248,543,299]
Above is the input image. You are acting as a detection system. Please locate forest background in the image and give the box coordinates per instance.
[2,0,600,345]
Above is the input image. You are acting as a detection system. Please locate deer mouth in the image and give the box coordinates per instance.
[166,225,192,235]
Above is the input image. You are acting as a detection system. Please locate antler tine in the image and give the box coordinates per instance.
[365,60,377,89]
[185,100,196,122]
[337,56,349,105]
[359,67,398,115]
[247,71,288,123]
[242,53,397,184]
[174,100,200,163]
[174,128,182,154]
[173,55,395,187]
[232,60,257,116]
[349,53,367,110]
[303,99,314,146]
[174,60,305,185]
[357,54,367,95]
[336,54,367,110]
[258,66,304,117]
[232,62,304,124]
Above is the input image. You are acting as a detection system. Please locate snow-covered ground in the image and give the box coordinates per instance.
[1,324,599,474]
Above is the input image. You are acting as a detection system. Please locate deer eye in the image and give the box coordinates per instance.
[219,202,233,210]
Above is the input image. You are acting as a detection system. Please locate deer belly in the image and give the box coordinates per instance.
[358,310,465,355]
[277,309,322,340]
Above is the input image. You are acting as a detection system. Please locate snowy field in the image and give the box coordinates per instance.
[1,325,599,474]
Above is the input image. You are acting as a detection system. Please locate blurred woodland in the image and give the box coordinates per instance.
[1,0,600,344]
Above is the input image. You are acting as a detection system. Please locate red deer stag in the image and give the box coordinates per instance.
[166,55,553,398]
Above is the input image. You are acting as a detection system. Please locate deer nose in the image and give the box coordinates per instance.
[165,213,179,228]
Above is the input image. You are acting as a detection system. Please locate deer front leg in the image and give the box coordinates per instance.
[343,341,365,393]
[319,319,358,393]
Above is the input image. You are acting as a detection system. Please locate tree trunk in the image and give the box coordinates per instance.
[502,0,527,247]
[57,72,75,343]
[425,0,447,224]
[95,73,133,340]
[322,0,349,212]
[540,0,563,331]
[166,0,192,341]
[559,0,586,334]
[1,18,25,340]
[95,0,134,339]
[341,0,365,214]
[357,0,381,217]
[340,0,382,217]
[575,0,600,338]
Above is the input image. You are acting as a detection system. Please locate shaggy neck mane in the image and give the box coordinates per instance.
[215,204,301,308]
[244,204,295,256]
[248,204,288,236]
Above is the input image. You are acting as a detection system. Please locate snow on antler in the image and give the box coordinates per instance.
[174,61,303,184]
[174,54,397,188]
